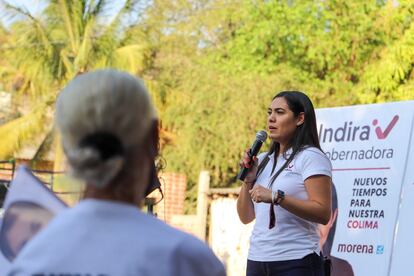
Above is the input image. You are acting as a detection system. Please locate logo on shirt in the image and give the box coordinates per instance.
[284,162,294,171]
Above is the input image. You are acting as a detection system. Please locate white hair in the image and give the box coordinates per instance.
[56,69,157,188]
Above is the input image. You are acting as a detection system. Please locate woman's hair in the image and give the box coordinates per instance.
[55,69,158,188]
[323,183,338,255]
[257,91,322,186]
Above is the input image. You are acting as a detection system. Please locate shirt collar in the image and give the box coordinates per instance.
[268,147,293,160]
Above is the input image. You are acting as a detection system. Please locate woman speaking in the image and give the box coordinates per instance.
[237,91,332,276]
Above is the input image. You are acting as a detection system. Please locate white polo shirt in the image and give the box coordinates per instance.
[248,147,332,262]
[7,199,226,276]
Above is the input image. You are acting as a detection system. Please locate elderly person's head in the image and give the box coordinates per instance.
[56,69,158,205]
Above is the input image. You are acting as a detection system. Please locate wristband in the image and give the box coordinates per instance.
[271,190,277,205]
[275,190,285,205]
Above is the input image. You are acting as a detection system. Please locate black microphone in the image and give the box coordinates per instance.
[237,130,268,181]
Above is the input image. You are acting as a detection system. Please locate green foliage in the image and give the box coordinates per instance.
[0,0,150,159]
[0,101,50,158]
[139,0,414,212]
[158,63,328,212]
[357,20,414,103]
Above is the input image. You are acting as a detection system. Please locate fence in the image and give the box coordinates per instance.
[0,160,82,207]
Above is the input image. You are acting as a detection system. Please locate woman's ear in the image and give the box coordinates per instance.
[296,112,305,126]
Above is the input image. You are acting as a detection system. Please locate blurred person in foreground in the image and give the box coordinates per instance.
[7,69,226,276]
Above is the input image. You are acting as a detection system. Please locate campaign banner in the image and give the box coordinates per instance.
[0,166,67,274]
[316,101,414,276]
[388,111,414,276]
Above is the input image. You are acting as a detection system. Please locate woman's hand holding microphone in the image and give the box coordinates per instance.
[240,149,272,204]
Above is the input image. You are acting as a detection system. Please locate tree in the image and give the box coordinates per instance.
[0,0,150,164]
[356,0,414,103]
[138,0,414,212]
[1,0,413,212]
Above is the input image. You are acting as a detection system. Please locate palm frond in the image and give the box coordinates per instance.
[59,48,76,79]
[0,103,51,159]
[0,0,152,164]
[88,0,111,18]
[112,44,148,73]
[96,0,140,45]
[4,6,57,96]
[74,18,94,73]
[106,0,138,32]
[4,3,53,55]
[57,0,79,52]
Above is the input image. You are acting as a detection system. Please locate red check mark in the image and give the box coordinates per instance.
[373,115,399,139]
